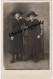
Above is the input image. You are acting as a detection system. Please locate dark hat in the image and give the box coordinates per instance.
[26,11,38,17]
[11,10,23,16]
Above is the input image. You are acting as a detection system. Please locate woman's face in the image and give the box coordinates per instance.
[15,13,20,19]
[29,15,35,20]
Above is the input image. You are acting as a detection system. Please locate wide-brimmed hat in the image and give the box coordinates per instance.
[11,10,23,16]
[26,11,38,17]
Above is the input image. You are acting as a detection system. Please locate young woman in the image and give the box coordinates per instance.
[26,11,41,63]
[9,10,26,63]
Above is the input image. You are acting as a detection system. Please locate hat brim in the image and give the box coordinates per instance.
[26,14,38,17]
[11,11,23,16]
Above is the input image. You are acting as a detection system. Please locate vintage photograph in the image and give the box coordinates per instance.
[3,2,50,70]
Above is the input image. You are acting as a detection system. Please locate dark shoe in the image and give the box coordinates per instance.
[33,59,38,63]
[10,60,15,63]
[34,60,38,63]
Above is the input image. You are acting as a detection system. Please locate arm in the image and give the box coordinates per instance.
[37,25,41,35]
[36,20,41,39]
[9,19,14,40]
[37,25,41,39]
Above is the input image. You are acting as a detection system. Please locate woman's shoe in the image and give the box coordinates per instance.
[34,60,38,63]
[10,59,15,63]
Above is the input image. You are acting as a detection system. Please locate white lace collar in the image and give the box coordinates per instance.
[19,17,22,19]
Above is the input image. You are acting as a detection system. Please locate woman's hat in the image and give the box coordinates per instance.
[11,10,23,16]
[26,11,38,17]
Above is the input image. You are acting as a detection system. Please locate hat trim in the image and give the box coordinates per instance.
[11,11,23,16]
[26,14,38,17]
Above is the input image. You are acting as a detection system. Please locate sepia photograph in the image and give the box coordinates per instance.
[3,2,50,70]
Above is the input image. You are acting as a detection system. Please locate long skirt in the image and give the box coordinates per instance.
[28,29,41,60]
[9,34,23,58]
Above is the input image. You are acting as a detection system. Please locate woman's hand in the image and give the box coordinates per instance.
[11,37,14,40]
[37,35,40,39]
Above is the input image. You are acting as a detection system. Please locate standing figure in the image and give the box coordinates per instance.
[26,11,41,63]
[9,10,26,63]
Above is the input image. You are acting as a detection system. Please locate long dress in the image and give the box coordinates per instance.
[27,19,41,61]
[9,17,26,60]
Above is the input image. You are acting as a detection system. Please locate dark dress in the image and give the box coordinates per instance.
[9,17,26,60]
[27,19,41,61]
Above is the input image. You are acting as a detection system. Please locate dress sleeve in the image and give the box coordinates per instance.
[9,19,14,37]
[36,19,41,35]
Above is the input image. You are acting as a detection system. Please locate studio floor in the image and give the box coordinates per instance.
[4,53,49,70]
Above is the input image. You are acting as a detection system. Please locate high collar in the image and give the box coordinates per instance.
[19,17,22,19]
[30,18,35,22]
[15,17,22,21]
